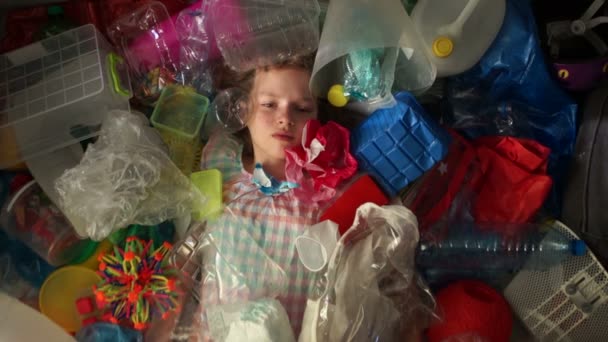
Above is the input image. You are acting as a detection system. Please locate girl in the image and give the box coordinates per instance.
[199,54,338,337]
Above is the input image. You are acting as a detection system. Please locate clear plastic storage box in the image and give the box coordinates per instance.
[0,24,131,169]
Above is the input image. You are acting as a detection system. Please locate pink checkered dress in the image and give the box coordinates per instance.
[200,132,323,335]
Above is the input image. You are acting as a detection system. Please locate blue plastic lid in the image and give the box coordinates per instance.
[571,240,587,256]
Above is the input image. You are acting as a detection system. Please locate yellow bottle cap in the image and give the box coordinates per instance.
[328,84,349,107]
[432,36,454,58]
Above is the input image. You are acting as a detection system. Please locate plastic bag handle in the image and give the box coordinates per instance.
[437,0,480,38]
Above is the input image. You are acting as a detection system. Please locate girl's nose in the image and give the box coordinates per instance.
[276,105,295,126]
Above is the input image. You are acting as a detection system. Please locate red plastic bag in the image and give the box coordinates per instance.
[407,132,475,234]
[285,120,358,203]
[0,7,48,53]
[471,136,552,224]
[407,132,553,236]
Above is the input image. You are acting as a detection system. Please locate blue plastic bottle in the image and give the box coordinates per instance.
[416,225,587,273]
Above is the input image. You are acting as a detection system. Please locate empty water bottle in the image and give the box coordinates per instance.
[210,0,321,72]
[416,224,587,273]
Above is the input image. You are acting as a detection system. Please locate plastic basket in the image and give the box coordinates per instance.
[504,221,608,342]
[0,24,131,169]
[151,85,209,175]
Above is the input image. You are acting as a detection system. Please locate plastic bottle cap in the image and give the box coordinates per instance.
[328,84,349,107]
[571,240,587,256]
[47,5,64,16]
[432,37,454,58]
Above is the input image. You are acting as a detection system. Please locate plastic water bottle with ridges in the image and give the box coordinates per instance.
[416,224,587,272]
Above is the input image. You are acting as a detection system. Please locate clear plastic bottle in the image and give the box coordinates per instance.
[416,225,587,273]
[210,0,321,72]
[327,48,388,107]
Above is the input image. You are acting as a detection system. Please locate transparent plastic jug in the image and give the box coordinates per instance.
[310,0,435,111]
[210,0,321,72]
[411,0,506,77]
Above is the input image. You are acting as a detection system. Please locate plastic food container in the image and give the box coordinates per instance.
[0,24,131,169]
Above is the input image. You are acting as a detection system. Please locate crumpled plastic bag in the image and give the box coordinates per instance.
[299,203,435,342]
[405,132,553,239]
[55,110,204,241]
[285,120,358,203]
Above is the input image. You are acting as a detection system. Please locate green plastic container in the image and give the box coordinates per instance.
[151,85,209,175]
[190,169,223,221]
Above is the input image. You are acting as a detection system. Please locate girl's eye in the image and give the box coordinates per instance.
[261,103,275,109]
[297,107,313,113]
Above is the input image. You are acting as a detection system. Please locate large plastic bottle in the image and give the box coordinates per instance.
[416,225,587,272]
[210,0,321,72]
[36,5,76,40]
[411,0,506,77]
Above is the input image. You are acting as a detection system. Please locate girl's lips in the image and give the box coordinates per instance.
[272,133,294,141]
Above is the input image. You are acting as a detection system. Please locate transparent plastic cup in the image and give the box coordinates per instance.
[0,180,96,266]
[211,0,321,72]
[411,0,506,77]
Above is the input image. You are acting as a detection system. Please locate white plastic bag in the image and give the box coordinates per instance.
[299,203,434,342]
[55,110,205,240]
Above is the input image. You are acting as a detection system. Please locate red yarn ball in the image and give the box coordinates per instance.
[427,280,513,342]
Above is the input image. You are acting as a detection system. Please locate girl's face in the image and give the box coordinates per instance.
[246,67,318,164]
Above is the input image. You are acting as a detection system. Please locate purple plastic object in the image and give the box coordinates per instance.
[552,57,608,92]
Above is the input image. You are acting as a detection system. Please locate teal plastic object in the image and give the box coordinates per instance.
[342,49,385,102]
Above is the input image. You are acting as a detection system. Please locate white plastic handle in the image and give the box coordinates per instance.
[437,0,481,38]
[581,0,606,21]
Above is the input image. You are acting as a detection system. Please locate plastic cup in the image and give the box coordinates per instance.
[0,180,97,266]
[39,266,101,333]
